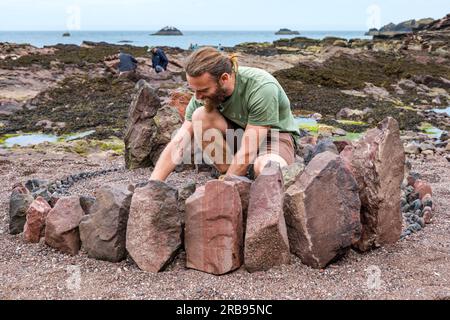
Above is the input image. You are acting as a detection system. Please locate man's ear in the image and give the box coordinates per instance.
[220,73,230,83]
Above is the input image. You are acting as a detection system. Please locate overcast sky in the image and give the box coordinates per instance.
[0,0,449,31]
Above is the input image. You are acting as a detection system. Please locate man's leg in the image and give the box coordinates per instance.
[253,132,295,177]
[191,107,234,174]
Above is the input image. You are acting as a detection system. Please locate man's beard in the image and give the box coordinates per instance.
[203,84,229,113]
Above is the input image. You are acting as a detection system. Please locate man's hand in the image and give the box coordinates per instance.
[150,121,194,182]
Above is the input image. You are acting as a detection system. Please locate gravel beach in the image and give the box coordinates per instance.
[1,148,449,300]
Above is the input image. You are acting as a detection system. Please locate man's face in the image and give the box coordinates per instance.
[187,73,229,109]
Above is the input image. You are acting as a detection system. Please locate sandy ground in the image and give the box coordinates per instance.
[0,148,449,300]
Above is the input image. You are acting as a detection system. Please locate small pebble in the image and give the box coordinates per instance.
[408,223,422,233]
[404,212,413,218]
[400,198,408,207]
[423,198,433,208]
[411,199,422,211]
[417,218,426,228]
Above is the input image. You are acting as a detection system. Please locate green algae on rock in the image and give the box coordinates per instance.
[1,75,135,139]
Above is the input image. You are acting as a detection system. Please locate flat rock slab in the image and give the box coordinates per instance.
[185,180,244,275]
[80,185,133,263]
[245,163,291,273]
[284,152,361,269]
[341,117,405,252]
[126,181,181,273]
[45,196,85,255]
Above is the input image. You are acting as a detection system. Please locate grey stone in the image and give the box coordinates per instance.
[79,185,133,263]
[9,186,34,235]
[25,179,50,192]
[79,196,96,215]
[304,139,339,165]
[177,181,196,223]
[411,199,422,211]
[32,188,51,202]
[281,160,306,190]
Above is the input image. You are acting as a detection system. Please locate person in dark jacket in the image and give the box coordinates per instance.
[118,51,138,72]
[149,47,169,73]
[117,50,140,81]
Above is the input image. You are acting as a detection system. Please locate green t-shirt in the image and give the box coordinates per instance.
[185,66,300,137]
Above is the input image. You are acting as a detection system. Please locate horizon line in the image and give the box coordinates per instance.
[0,29,368,32]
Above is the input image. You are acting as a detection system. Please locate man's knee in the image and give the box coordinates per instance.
[191,107,209,123]
[192,107,226,131]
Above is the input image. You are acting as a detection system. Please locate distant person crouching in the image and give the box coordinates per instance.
[148,47,169,73]
[118,50,139,81]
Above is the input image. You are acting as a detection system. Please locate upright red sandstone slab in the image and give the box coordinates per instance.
[284,152,361,269]
[341,117,405,252]
[45,196,85,255]
[24,197,52,244]
[126,181,181,273]
[245,163,290,273]
[185,180,244,275]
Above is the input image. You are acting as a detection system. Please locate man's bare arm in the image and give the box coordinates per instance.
[150,121,193,182]
[226,124,269,177]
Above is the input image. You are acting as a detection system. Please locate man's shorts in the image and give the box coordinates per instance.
[225,118,296,165]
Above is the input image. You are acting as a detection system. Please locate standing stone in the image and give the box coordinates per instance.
[223,175,253,223]
[45,196,85,255]
[177,181,196,224]
[24,197,52,243]
[9,186,34,235]
[284,152,361,269]
[153,107,183,145]
[126,181,180,273]
[245,163,290,273]
[79,185,133,263]
[341,117,405,252]
[124,82,160,170]
[124,81,182,169]
[185,180,244,275]
[151,106,183,164]
[281,160,306,190]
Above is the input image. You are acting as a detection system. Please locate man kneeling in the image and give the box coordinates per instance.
[150,47,300,181]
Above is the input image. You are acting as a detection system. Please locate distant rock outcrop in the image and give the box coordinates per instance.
[415,14,450,31]
[366,18,435,38]
[152,26,183,36]
[275,28,300,35]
